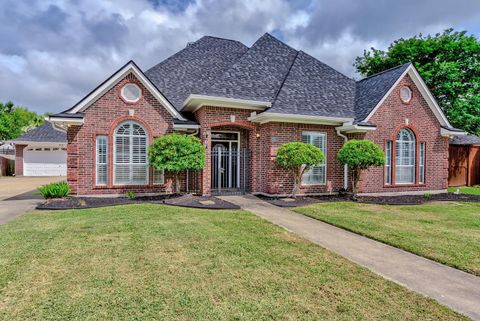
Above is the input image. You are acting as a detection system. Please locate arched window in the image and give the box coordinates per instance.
[114,121,148,185]
[395,128,415,184]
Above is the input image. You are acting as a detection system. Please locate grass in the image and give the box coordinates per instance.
[295,202,480,276]
[0,204,467,320]
[448,186,480,195]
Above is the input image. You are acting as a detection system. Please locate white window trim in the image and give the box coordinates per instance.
[121,83,142,103]
[113,121,149,186]
[301,131,327,185]
[419,142,426,184]
[385,141,392,185]
[395,129,416,185]
[96,136,108,186]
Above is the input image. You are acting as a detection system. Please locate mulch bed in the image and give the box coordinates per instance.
[257,193,480,207]
[36,194,239,210]
[257,194,350,207]
[162,194,240,210]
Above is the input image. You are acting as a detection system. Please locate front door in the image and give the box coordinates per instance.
[211,132,239,192]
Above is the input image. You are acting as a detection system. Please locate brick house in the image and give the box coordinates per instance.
[49,33,465,196]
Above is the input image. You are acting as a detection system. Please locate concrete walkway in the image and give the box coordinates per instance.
[221,194,480,321]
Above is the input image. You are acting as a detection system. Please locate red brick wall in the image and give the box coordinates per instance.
[14,144,26,176]
[194,106,345,195]
[194,106,259,195]
[67,73,179,195]
[357,74,449,194]
[259,123,345,195]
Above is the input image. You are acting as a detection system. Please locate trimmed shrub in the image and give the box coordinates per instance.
[337,140,385,198]
[38,181,71,199]
[276,142,324,198]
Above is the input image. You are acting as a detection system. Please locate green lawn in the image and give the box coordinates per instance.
[448,186,480,195]
[295,202,480,276]
[0,205,467,320]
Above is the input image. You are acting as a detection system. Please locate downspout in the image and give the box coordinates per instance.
[336,128,348,190]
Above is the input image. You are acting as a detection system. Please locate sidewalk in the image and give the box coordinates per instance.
[220,194,480,321]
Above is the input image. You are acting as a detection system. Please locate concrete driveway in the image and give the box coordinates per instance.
[0,176,65,224]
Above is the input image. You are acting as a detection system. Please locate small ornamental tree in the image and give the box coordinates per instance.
[149,133,205,193]
[276,142,324,198]
[337,140,385,198]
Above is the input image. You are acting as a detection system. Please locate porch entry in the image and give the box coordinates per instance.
[211,131,248,194]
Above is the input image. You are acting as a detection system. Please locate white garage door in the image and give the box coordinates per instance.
[24,148,67,176]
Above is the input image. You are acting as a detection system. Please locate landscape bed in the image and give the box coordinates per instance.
[258,192,480,207]
[37,194,239,210]
[0,204,467,320]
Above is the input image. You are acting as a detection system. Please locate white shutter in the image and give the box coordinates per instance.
[301,131,326,185]
[114,121,148,185]
[96,136,108,185]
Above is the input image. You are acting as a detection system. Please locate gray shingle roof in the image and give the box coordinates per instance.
[10,121,66,143]
[206,33,298,102]
[354,63,411,122]
[450,134,480,145]
[145,36,248,109]
[55,34,420,126]
[145,33,412,122]
[269,51,356,118]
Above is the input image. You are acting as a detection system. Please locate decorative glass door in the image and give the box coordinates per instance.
[211,132,240,192]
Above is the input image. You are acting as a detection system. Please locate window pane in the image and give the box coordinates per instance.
[114,121,148,185]
[301,132,326,185]
[419,143,425,184]
[395,129,415,184]
[153,168,164,184]
[385,141,391,185]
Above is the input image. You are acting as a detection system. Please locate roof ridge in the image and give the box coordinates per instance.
[298,50,356,82]
[357,62,412,82]
[202,35,247,47]
[146,36,247,74]
[271,50,300,107]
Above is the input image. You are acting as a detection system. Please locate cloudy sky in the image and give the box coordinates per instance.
[1,0,479,114]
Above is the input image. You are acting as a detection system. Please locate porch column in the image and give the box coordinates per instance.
[200,127,212,195]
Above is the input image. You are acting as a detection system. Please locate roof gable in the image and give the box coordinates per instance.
[357,63,451,127]
[65,61,185,120]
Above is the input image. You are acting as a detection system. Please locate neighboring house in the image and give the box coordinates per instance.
[449,135,480,187]
[49,33,465,196]
[7,121,67,176]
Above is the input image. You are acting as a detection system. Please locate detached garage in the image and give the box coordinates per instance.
[7,121,67,177]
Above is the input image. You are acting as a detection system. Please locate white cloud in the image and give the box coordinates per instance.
[0,0,479,113]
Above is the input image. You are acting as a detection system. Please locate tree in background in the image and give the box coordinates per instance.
[276,142,324,198]
[337,140,385,199]
[149,133,205,193]
[354,29,480,135]
[0,101,44,140]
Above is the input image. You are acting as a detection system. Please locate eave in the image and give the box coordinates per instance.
[182,94,271,113]
[335,124,377,133]
[440,127,467,137]
[248,112,353,125]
